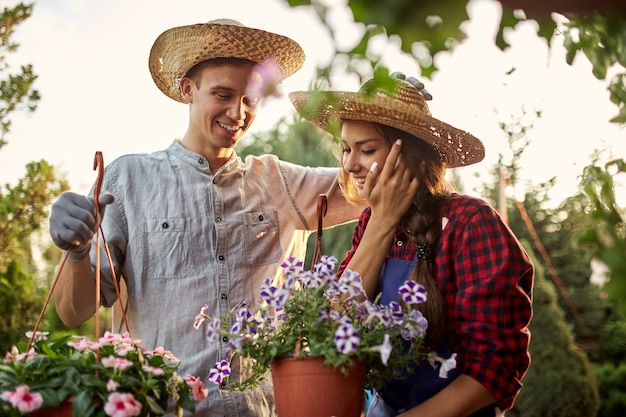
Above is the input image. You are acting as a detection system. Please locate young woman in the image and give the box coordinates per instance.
[290,75,534,417]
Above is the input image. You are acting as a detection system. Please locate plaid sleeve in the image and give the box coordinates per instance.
[447,200,534,410]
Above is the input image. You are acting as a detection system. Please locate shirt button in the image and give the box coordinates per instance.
[162,222,169,229]
[258,215,264,221]
[213,178,218,184]
[218,255,224,261]
[198,157,204,164]
[396,240,403,246]
[220,293,227,300]
[222,336,229,343]
[216,216,222,223]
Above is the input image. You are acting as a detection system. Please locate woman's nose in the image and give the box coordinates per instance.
[343,153,360,173]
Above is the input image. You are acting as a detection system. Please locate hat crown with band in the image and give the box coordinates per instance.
[149,18,305,103]
[288,76,485,168]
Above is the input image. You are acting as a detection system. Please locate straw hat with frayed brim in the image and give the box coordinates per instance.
[149,18,305,103]
[289,78,485,168]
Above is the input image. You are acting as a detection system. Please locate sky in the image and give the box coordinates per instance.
[1,0,625,206]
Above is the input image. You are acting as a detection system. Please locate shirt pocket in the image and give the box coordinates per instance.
[144,218,202,279]
[243,211,282,265]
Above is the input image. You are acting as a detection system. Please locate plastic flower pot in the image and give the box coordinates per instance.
[270,356,367,417]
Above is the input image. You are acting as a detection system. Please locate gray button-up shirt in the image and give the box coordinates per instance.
[90,140,362,416]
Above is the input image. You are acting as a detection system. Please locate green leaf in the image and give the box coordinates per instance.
[72,390,94,416]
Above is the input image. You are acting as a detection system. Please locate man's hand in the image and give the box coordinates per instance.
[49,191,115,261]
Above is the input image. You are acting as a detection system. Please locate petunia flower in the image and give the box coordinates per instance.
[142,365,165,376]
[144,346,180,362]
[193,304,210,329]
[103,392,142,417]
[15,349,36,362]
[25,331,49,341]
[184,374,209,402]
[101,356,133,370]
[106,379,120,392]
[208,359,231,385]
[205,318,222,342]
[1,385,44,413]
[333,322,360,354]
[428,353,457,378]
[245,59,282,100]
[369,334,393,365]
[68,336,100,351]
[398,280,427,305]
[338,269,365,298]
[259,282,290,308]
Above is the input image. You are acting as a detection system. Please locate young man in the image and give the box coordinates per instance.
[49,19,363,416]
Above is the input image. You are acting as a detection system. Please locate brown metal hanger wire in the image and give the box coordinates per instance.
[27,151,129,353]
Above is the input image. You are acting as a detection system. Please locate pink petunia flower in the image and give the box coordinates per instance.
[15,349,36,362]
[99,331,122,346]
[68,336,100,351]
[101,356,133,370]
[118,332,141,345]
[142,365,165,376]
[103,392,142,417]
[194,304,210,329]
[106,379,120,392]
[245,59,282,100]
[184,374,209,402]
[1,385,44,413]
[25,331,49,341]
[145,346,180,362]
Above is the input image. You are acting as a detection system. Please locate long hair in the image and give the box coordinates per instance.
[338,122,455,348]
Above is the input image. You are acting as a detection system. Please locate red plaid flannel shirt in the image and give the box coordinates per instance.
[338,193,534,410]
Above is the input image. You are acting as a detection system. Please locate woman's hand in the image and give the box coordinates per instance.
[363,139,419,225]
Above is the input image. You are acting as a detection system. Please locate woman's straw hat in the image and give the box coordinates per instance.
[149,18,305,103]
[289,77,485,168]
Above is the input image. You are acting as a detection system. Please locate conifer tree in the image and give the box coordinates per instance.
[510,246,600,417]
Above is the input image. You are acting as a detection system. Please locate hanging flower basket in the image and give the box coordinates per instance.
[271,356,367,417]
[195,255,456,396]
[0,152,209,417]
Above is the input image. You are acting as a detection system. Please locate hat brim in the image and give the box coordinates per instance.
[150,22,305,103]
[289,90,485,168]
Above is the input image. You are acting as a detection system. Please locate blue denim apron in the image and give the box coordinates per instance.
[367,257,496,417]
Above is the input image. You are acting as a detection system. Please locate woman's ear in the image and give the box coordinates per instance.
[420,160,427,174]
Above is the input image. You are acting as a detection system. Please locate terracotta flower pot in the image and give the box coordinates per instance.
[28,399,73,417]
[271,356,367,417]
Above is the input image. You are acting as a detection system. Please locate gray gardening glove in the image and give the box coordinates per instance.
[49,191,115,261]
[390,71,433,101]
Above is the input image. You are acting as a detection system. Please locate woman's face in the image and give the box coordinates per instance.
[341,120,391,197]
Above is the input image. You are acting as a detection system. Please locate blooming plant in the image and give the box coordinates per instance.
[194,256,456,392]
[0,331,208,417]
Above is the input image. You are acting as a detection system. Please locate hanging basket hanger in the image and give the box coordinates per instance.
[27,151,129,352]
